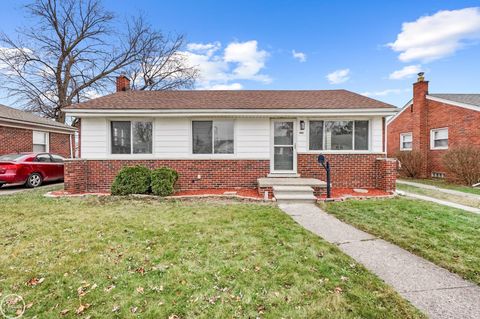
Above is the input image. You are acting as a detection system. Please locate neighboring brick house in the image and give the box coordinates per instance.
[62,76,398,195]
[0,104,76,158]
[387,73,480,178]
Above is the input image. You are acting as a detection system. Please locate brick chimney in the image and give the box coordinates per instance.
[116,75,130,92]
[412,72,429,177]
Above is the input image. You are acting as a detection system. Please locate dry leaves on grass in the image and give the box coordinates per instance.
[26,277,44,287]
[76,303,91,315]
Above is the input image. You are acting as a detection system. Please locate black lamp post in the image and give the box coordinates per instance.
[317,154,331,199]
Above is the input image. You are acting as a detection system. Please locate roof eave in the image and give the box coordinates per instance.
[65,107,398,117]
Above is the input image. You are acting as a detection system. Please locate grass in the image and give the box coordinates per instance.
[0,187,423,318]
[397,184,480,208]
[399,178,480,196]
[322,197,480,285]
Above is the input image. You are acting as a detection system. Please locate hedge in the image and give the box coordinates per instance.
[111,165,151,195]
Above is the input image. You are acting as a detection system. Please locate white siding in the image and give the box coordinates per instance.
[154,118,190,157]
[371,117,383,152]
[235,118,270,159]
[81,118,107,158]
[79,115,385,159]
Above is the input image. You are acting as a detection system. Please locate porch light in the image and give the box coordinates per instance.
[300,120,305,131]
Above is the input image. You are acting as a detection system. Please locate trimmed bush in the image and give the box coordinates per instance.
[151,167,178,196]
[395,150,425,178]
[443,147,480,186]
[111,165,151,195]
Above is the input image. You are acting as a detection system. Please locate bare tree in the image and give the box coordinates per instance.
[0,0,197,123]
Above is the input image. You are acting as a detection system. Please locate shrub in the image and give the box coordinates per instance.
[151,167,179,196]
[443,147,480,186]
[395,150,425,178]
[111,165,151,195]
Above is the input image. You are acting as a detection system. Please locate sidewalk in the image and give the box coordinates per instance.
[397,180,480,200]
[399,190,480,214]
[279,203,480,319]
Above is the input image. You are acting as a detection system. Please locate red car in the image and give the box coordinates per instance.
[0,153,65,188]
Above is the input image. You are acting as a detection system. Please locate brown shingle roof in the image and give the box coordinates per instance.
[0,104,75,131]
[64,90,396,110]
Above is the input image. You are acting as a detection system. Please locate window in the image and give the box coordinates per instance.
[33,131,49,152]
[431,128,448,150]
[35,154,51,162]
[400,133,413,151]
[111,121,152,154]
[309,120,369,151]
[51,154,65,163]
[192,120,234,154]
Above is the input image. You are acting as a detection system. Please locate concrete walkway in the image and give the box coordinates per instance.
[398,180,480,200]
[279,203,480,319]
[399,190,480,214]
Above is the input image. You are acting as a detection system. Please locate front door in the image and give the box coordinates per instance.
[271,120,296,173]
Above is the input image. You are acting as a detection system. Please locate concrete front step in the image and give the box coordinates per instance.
[273,186,314,197]
[274,193,317,203]
[258,177,326,188]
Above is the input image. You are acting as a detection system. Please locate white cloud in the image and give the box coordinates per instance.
[224,40,270,82]
[388,7,480,62]
[182,40,270,89]
[326,68,350,84]
[204,83,243,90]
[292,50,306,62]
[389,64,422,80]
[361,88,409,97]
[186,42,221,57]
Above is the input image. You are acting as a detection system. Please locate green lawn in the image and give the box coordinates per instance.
[0,188,423,318]
[323,197,480,285]
[397,184,480,209]
[399,178,480,196]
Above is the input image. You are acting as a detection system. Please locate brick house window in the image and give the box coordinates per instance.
[309,120,369,151]
[33,131,49,152]
[400,133,412,151]
[430,128,448,150]
[111,121,152,154]
[192,120,234,154]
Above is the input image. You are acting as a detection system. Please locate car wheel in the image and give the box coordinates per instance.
[26,173,43,188]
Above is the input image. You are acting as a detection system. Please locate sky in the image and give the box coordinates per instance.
[0,0,479,108]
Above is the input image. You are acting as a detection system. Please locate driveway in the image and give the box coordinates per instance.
[0,182,63,196]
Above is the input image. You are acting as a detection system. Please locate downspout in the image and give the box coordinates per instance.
[69,134,73,158]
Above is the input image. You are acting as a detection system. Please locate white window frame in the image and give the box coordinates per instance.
[109,119,154,156]
[190,119,236,156]
[307,119,371,153]
[430,128,448,150]
[400,132,413,151]
[33,130,49,153]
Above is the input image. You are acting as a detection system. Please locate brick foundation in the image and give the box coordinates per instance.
[297,153,396,192]
[64,155,397,194]
[65,159,271,193]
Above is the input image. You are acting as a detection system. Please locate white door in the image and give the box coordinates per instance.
[271,120,296,173]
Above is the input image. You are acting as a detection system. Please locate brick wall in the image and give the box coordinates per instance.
[50,132,73,158]
[65,159,271,193]
[65,155,397,194]
[387,81,480,177]
[0,126,32,155]
[298,153,394,190]
[375,158,397,192]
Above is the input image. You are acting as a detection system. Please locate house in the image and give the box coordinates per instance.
[62,76,398,195]
[387,73,480,178]
[0,104,76,158]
